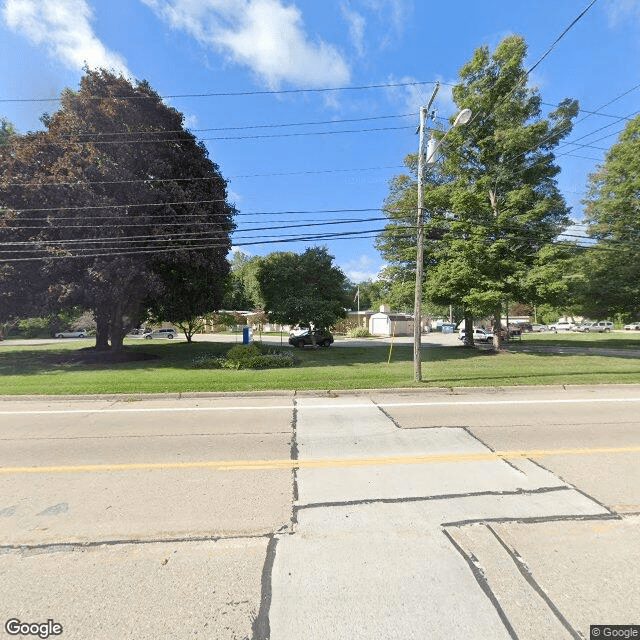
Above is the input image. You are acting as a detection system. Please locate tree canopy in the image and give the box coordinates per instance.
[0,70,235,350]
[377,35,579,347]
[578,114,640,319]
[255,246,350,331]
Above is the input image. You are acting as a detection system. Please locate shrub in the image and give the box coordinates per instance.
[193,343,295,370]
[17,317,51,338]
[347,326,372,338]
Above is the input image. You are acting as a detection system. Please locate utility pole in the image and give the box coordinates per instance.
[413,82,439,382]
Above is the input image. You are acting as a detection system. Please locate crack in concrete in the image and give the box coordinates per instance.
[295,485,573,512]
[486,524,583,640]
[442,512,620,529]
[525,457,619,517]
[441,528,520,640]
[0,532,274,556]
[251,535,278,640]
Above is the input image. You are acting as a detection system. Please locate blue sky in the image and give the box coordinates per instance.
[1,0,638,282]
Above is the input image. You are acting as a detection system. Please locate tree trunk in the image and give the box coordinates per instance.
[110,303,125,352]
[95,307,110,351]
[492,306,503,351]
[464,314,474,347]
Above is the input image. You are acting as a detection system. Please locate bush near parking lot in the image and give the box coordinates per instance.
[347,326,372,338]
[193,343,295,370]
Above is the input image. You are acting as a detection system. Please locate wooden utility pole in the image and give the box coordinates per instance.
[413,83,439,381]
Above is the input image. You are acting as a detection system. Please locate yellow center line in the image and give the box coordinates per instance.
[1,445,640,475]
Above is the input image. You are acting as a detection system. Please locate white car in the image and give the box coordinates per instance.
[584,321,613,333]
[624,322,640,330]
[144,328,177,339]
[458,328,494,343]
[530,324,548,332]
[549,321,575,332]
[55,329,87,338]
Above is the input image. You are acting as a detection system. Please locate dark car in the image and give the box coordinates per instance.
[288,329,334,348]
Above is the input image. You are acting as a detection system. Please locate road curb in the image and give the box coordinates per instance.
[1,383,640,402]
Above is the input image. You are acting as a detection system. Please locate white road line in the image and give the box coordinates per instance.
[0,396,640,415]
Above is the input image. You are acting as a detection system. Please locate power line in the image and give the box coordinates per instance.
[526,0,599,76]
[0,216,388,248]
[49,113,418,139]
[2,207,383,227]
[0,164,405,188]
[0,227,390,262]
[2,124,414,147]
[0,80,446,104]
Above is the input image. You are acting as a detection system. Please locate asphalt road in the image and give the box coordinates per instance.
[0,385,639,639]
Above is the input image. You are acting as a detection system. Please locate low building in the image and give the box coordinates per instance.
[369,305,414,337]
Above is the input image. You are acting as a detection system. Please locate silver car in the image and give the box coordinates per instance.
[55,328,87,338]
[144,328,177,339]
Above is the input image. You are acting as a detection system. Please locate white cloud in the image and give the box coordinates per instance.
[342,254,382,282]
[341,3,366,57]
[361,0,410,47]
[2,0,132,76]
[141,0,351,89]
[604,0,640,24]
[182,112,199,129]
[385,75,460,127]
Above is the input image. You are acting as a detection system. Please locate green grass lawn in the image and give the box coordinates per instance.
[517,331,640,349]
[1,335,640,395]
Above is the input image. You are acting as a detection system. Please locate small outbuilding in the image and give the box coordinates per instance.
[369,305,414,337]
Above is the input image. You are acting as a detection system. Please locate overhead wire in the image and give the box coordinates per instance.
[0,80,449,104]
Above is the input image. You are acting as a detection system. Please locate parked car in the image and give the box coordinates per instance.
[530,324,548,332]
[584,321,613,333]
[144,328,177,339]
[288,329,334,348]
[624,322,640,330]
[549,321,576,332]
[573,321,594,332]
[458,328,494,343]
[55,328,87,338]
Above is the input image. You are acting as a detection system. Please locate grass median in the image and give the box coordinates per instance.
[1,333,640,395]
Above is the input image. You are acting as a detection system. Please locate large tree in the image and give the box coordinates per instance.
[222,250,264,310]
[0,70,235,350]
[378,36,579,348]
[579,114,640,320]
[255,246,350,335]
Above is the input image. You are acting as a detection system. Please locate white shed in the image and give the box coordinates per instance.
[369,306,414,337]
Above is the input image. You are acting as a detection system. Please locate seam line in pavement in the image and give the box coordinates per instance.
[252,535,277,640]
[373,402,403,429]
[294,486,571,511]
[486,524,583,640]
[442,512,620,528]
[0,531,275,555]
[441,528,520,640]
[524,458,620,517]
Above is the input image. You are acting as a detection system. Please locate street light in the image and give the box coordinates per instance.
[413,107,472,382]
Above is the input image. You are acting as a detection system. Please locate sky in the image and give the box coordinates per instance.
[0,0,638,283]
